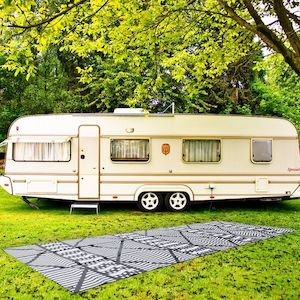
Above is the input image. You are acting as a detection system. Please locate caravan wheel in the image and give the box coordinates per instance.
[165,192,190,212]
[138,192,163,212]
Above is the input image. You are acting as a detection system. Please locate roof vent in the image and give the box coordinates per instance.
[113,108,148,115]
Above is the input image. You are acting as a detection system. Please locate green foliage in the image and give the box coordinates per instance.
[0,0,257,111]
[0,56,28,141]
[202,51,262,114]
[252,55,300,131]
[0,188,299,299]
[0,0,299,139]
[65,47,262,114]
[0,50,78,139]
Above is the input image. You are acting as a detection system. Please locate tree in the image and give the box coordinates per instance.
[0,1,256,84]
[214,0,300,75]
[1,1,299,75]
[204,50,263,115]
[3,0,289,119]
[252,54,300,131]
[0,49,77,140]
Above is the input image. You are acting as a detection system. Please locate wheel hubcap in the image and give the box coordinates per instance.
[141,192,159,210]
[169,192,187,210]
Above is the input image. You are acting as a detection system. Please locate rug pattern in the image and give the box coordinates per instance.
[5,221,293,292]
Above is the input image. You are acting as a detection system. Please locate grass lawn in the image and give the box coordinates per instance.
[0,188,299,300]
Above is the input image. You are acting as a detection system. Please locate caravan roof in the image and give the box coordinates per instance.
[7,114,298,139]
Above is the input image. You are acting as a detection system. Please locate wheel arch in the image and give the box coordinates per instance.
[134,185,194,202]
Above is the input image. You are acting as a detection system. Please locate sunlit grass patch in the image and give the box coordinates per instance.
[0,188,299,299]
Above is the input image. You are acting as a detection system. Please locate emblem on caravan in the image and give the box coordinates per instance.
[162,143,170,155]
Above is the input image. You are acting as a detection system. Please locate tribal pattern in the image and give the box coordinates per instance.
[5,221,293,293]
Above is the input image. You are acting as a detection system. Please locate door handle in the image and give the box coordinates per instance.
[80,154,85,159]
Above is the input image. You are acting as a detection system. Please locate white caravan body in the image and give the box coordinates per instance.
[1,113,299,210]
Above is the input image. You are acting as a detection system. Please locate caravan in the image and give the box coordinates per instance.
[0,111,299,211]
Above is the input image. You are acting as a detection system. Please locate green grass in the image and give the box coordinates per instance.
[0,188,299,300]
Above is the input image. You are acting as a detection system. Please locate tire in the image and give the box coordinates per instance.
[165,192,190,212]
[137,192,163,212]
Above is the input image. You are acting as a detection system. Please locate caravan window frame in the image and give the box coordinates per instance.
[182,138,222,164]
[110,138,151,163]
[251,138,273,164]
[12,141,72,162]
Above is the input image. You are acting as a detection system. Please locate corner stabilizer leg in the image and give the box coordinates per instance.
[22,196,39,209]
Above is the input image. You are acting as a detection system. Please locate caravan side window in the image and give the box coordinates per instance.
[252,139,272,163]
[13,142,71,162]
[183,139,221,162]
[111,139,150,162]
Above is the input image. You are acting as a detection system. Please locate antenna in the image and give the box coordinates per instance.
[160,102,175,114]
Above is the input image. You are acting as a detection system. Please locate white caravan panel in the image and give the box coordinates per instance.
[78,125,100,199]
[27,180,57,193]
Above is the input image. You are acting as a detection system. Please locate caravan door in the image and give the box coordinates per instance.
[78,125,100,199]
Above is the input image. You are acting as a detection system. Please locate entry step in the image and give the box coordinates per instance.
[70,202,100,215]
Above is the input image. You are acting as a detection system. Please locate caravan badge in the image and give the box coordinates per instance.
[162,143,170,155]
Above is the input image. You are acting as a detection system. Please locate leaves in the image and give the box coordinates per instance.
[0,0,298,136]
[252,54,300,131]
[0,0,257,110]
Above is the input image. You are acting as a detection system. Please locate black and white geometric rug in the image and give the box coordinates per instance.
[5,221,293,293]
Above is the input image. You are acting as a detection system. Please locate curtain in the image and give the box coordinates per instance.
[183,140,221,162]
[13,142,70,161]
[111,139,149,161]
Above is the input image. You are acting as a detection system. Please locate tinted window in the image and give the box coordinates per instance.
[252,140,272,162]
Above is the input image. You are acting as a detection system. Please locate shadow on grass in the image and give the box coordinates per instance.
[11,197,299,215]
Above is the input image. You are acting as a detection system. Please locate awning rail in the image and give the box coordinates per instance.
[0,136,71,144]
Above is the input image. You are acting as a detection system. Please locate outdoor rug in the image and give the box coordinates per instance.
[5,221,293,293]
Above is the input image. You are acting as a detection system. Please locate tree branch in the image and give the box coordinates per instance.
[217,0,257,33]
[217,0,300,75]
[56,0,110,42]
[286,10,300,28]
[83,0,110,21]
[273,0,300,55]
[16,3,32,27]
[242,0,264,26]
[6,0,89,29]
